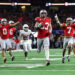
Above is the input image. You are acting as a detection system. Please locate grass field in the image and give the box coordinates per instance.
[0,49,75,75]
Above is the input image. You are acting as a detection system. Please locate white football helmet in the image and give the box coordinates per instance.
[23,24,29,31]
[40,9,47,17]
[1,18,7,25]
[72,19,75,23]
[9,20,14,25]
[66,17,73,24]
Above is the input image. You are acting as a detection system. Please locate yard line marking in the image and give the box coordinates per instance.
[29,58,61,60]
[3,54,73,57]
[0,70,75,71]
[0,58,62,62]
[0,64,75,68]
[0,64,45,68]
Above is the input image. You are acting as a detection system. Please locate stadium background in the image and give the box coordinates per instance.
[0,0,75,49]
[0,0,75,75]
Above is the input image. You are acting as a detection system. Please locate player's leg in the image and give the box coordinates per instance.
[62,38,68,63]
[7,39,15,61]
[73,38,75,55]
[1,39,7,63]
[43,37,50,66]
[23,41,28,60]
[73,43,75,55]
[37,38,43,53]
[27,40,32,52]
[67,43,72,62]
[0,37,2,51]
[67,38,73,62]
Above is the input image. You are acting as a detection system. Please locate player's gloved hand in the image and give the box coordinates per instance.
[38,22,44,28]
[45,32,51,36]
[19,17,23,22]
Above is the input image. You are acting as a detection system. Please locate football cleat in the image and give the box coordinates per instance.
[11,56,15,61]
[67,56,70,62]
[62,58,65,63]
[4,58,7,63]
[46,60,50,66]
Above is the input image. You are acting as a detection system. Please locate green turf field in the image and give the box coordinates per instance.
[0,49,75,75]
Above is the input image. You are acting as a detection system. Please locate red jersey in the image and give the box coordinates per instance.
[71,23,75,37]
[0,24,10,39]
[35,17,51,38]
[9,28,16,39]
[62,23,73,36]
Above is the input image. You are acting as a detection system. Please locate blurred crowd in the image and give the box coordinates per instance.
[0,6,74,48]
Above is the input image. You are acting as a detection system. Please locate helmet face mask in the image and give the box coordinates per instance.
[40,10,47,18]
[23,24,29,32]
[24,27,29,32]
[1,18,7,25]
[66,20,72,25]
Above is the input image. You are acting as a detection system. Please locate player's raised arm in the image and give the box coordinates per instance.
[54,14,63,27]
[10,17,23,28]
[49,23,52,34]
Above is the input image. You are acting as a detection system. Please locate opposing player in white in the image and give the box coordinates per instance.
[20,24,32,60]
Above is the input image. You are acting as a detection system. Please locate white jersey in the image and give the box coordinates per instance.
[20,29,32,40]
[20,29,32,52]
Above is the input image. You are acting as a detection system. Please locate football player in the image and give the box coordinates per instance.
[0,17,22,63]
[20,24,32,60]
[9,20,16,49]
[35,9,52,66]
[55,14,73,63]
[71,19,75,55]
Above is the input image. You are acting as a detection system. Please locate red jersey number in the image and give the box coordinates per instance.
[3,28,7,35]
[67,27,71,34]
[10,29,13,35]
